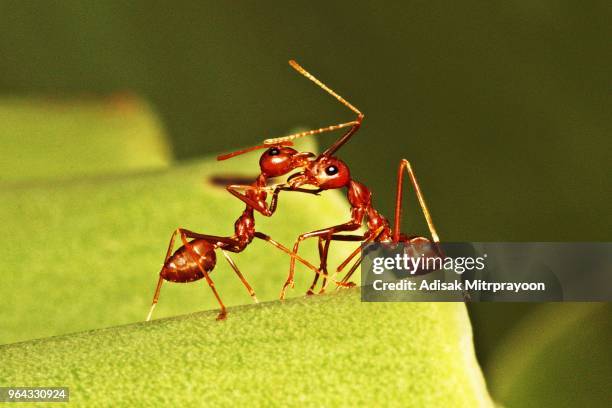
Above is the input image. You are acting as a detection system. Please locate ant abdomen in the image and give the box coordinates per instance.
[400,236,442,276]
[161,239,217,283]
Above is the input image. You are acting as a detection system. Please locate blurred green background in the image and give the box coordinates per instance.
[0,1,610,406]
[2,1,609,239]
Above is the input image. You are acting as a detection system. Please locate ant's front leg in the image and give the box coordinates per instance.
[226,184,277,216]
[227,183,322,217]
[303,226,387,296]
[307,232,362,294]
[279,185,323,195]
[281,214,364,300]
[316,233,369,293]
[224,183,314,216]
[306,236,331,296]
[255,184,321,215]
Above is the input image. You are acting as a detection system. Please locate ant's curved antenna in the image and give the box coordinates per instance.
[288,60,362,117]
[262,121,359,145]
[263,60,364,157]
[217,141,293,161]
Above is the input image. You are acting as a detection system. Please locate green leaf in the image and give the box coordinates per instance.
[0,95,171,185]
[0,291,493,407]
[0,140,360,344]
[487,303,610,407]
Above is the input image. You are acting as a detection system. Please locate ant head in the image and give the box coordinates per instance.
[217,142,314,177]
[288,155,350,190]
[259,145,314,177]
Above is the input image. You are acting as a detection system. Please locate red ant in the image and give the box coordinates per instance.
[146,143,324,321]
[261,61,442,298]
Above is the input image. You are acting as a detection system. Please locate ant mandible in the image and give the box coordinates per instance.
[146,143,325,321]
[263,60,442,298]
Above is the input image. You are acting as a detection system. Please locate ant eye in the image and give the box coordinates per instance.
[268,147,280,156]
[325,165,339,176]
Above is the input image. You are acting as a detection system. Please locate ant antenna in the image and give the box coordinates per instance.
[217,141,293,161]
[263,60,364,157]
[263,121,360,145]
[288,60,362,118]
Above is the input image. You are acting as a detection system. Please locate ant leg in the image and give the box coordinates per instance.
[284,242,300,299]
[333,229,383,274]
[253,232,324,277]
[325,242,362,290]
[337,255,363,288]
[179,231,228,320]
[308,238,325,294]
[146,229,182,321]
[282,218,363,300]
[332,227,386,288]
[306,237,330,295]
[317,237,332,294]
[146,276,164,322]
[337,242,362,271]
[179,228,240,248]
[393,159,440,243]
[254,230,341,300]
[317,234,366,292]
[220,249,259,304]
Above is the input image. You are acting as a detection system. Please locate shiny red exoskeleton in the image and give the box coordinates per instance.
[260,61,442,298]
[147,145,321,321]
[284,152,441,296]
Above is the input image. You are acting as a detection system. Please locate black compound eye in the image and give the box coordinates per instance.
[268,147,280,156]
[325,165,339,176]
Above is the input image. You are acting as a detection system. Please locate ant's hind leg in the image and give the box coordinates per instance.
[178,231,228,320]
[220,249,259,304]
[393,159,440,243]
[319,233,366,292]
[146,229,181,321]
